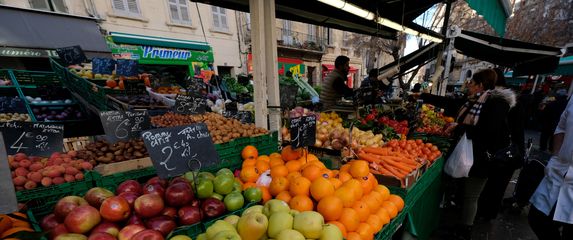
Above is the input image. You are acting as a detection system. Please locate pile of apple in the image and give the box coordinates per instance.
[39,168,262,240]
[9,152,93,191]
[199,199,342,240]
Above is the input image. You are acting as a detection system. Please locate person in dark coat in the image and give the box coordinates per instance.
[539,89,569,151]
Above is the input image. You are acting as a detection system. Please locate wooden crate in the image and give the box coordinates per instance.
[63,136,94,152]
[94,157,153,176]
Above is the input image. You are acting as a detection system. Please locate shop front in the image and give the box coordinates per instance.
[247,54,306,77]
[321,64,359,88]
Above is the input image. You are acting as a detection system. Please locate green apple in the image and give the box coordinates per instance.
[293,211,324,239]
[211,193,224,201]
[212,230,241,240]
[242,205,264,216]
[237,212,268,240]
[263,199,290,218]
[170,235,193,240]
[184,171,198,183]
[196,233,207,240]
[224,215,241,228]
[243,187,262,203]
[217,168,234,177]
[206,220,236,239]
[198,172,215,181]
[214,175,235,195]
[224,192,245,211]
[320,223,343,240]
[276,229,305,240]
[268,211,294,238]
[196,178,214,199]
[232,180,242,193]
[290,209,300,217]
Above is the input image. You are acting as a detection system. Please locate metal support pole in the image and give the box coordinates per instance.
[440,37,454,96]
[433,0,453,95]
[531,75,539,94]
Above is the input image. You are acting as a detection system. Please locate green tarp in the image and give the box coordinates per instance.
[465,0,508,37]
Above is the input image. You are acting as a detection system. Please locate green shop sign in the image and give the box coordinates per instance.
[106,37,214,64]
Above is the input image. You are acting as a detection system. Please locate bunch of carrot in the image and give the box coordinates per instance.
[357,147,422,179]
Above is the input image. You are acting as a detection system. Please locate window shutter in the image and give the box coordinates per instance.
[29,0,50,10]
[169,1,179,21]
[180,5,190,22]
[112,0,125,11]
[52,0,68,13]
[212,7,220,28]
[220,14,228,29]
[126,0,139,14]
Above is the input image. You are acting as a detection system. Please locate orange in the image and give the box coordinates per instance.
[368,191,384,205]
[387,194,404,212]
[270,152,282,159]
[257,155,270,163]
[240,166,259,183]
[335,187,356,208]
[381,201,398,218]
[302,165,322,182]
[242,182,257,191]
[338,171,352,183]
[269,177,289,196]
[281,146,303,161]
[367,173,378,188]
[287,172,302,183]
[242,145,258,160]
[270,165,289,178]
[376,208,391,226]
[356,223,374,240]
[269,157,285,168]
[349,160,370,178]
[255,161,270,173]
[306,153,319,162]
[339,208,360,232]
[347,232,361,240]
[259,186,272,203]
[374,185,390,201]
[320,169,334,179]
[328,221,347,238]
[285,160,302,173]
[343,179,363,200]
[276,191,292,204]
[340,164,351,173]
[317,195,343,221]
[363,194,380,212]
[289,177,311,197]
[329,177,343,189]
[366,215,383,233]
[310,178,335,201]
[242,158,256,168]
[359,176,373,195]
[351,201,371,222]
[289,195,314,212]
[332,170,340,177]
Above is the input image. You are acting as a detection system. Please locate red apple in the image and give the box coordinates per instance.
[115,180,142,195]
[131,229,164,240]
[55,196,89,221]
[88,232,115,240]
[147,177,167,188]
[145,216,176,237]
[142,183,165,196]
[165,182,193,207]
[160,207,177,218]
[201,198,226,218]
[134,194,164,218]
[100,196,130,222]
[178,206,202,225]
[84,187,115,209]
[118,192,139,208]
[118,224,145,240]
[190,199,200,208]
[64,205,101,234]
[49,224,69,239]
[40,213,59,230]
[91,221,120,237]
[126,214,144,226]
[55,233,87,240]
[169,177,189,187]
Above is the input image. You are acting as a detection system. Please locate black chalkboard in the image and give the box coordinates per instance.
[225,102,238,112]
[173,94,206,115]
[116,59,139,77]
[92,58,116,75]
[290,115,316,148]
[99,111,150,143]
[124,80,148,96]
[0,122,64,156]
[141,123,220,179]
[56,45,87,65]
[280,85,298,109]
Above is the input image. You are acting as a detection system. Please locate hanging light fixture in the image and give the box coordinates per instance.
[317,0,443,43]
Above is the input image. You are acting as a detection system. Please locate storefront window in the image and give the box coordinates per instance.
[168,0,191,25]
[112,0,141,17]
[29,0,67,13]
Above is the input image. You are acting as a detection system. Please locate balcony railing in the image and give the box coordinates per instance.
[241,26,327,53]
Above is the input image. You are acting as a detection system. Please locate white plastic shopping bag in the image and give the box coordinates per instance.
[444,133,474,178]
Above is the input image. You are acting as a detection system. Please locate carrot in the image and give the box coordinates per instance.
[362,147,392,156]
[380,158,414,173]
[358,152,382,163]
[381,163,406,179]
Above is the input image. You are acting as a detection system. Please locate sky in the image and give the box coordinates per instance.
[404,6,437,55]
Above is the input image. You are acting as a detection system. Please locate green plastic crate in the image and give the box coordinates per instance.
[27,209,51,240]
[168,223,205,239]
[16,171,95,202]
[388,157,444,211]
[374,184,408,240]
[11,70,60,86]
[93,167,157,193]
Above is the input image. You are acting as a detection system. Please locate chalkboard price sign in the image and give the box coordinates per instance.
[289,115,317,148]
[100,111,150,142]
[92,58,116,75]
[174,94,206,115]
[141,123,220,179]
[116,59,139,77]
[124,80,148,96]
[56,45,87,65]
[0,122,64,156]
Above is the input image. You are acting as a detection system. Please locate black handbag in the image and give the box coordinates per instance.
[486,143,523,169]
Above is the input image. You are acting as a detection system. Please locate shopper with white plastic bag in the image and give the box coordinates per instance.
[445,133,473,178]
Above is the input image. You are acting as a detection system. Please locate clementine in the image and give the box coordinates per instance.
[242,145,258,160]
[289,195,314,212]
[346,232,361,240]
[240,166,259,183]
[381,201,398,218]
[285,160,302,173]
[289,176,311,197]
[374,185,390,201]
[387,194,404,212]
[335,187,356,208]
[242,158,256,168]
[329,178,343,189]
[255,161,270,173]
[339,208,360,232]
[338,171,352,183]
[366,215,383,233]
[317,196,343,221]
[259,186,272,203]
[281,145,303,161]
[276,191,292,204]
[270,165,289,178]
[352,201,371,222]
[349,160,369,178]
[269,177,289,196]
[356,223,374,240]
[287,171,302,183]
[269,157,285,168]
[302,164,322,181]
[376,208,391,226]
[310,177,335,201]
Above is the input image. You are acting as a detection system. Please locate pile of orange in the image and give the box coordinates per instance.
[238,146,405,240]
[386,139,441,162]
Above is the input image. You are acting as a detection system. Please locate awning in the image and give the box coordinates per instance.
[109,32,210,51]
[322,64,358,72]
[454,30,562,76]
[377,42,441,76]
[553,56,573,76]
[465,0,510,37]
[0,6,110,56]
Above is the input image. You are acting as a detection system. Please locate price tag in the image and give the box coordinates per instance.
[173,94,206,115]
[141,123,220,179]
[100,111,150,143]
[56,45,87,65]
[280,85,298,109]
[92,58,116,75]
[289,115,317,148]
[0,122,64,156]
[116,59,139,77]
[124,80,148,96]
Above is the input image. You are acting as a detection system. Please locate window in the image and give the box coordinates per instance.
[29,0,67,13]
[168,0,191,24]
[112,0,141,17]
[211,6,228,31]
[307,24,317,42]
[282,20,292,43]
